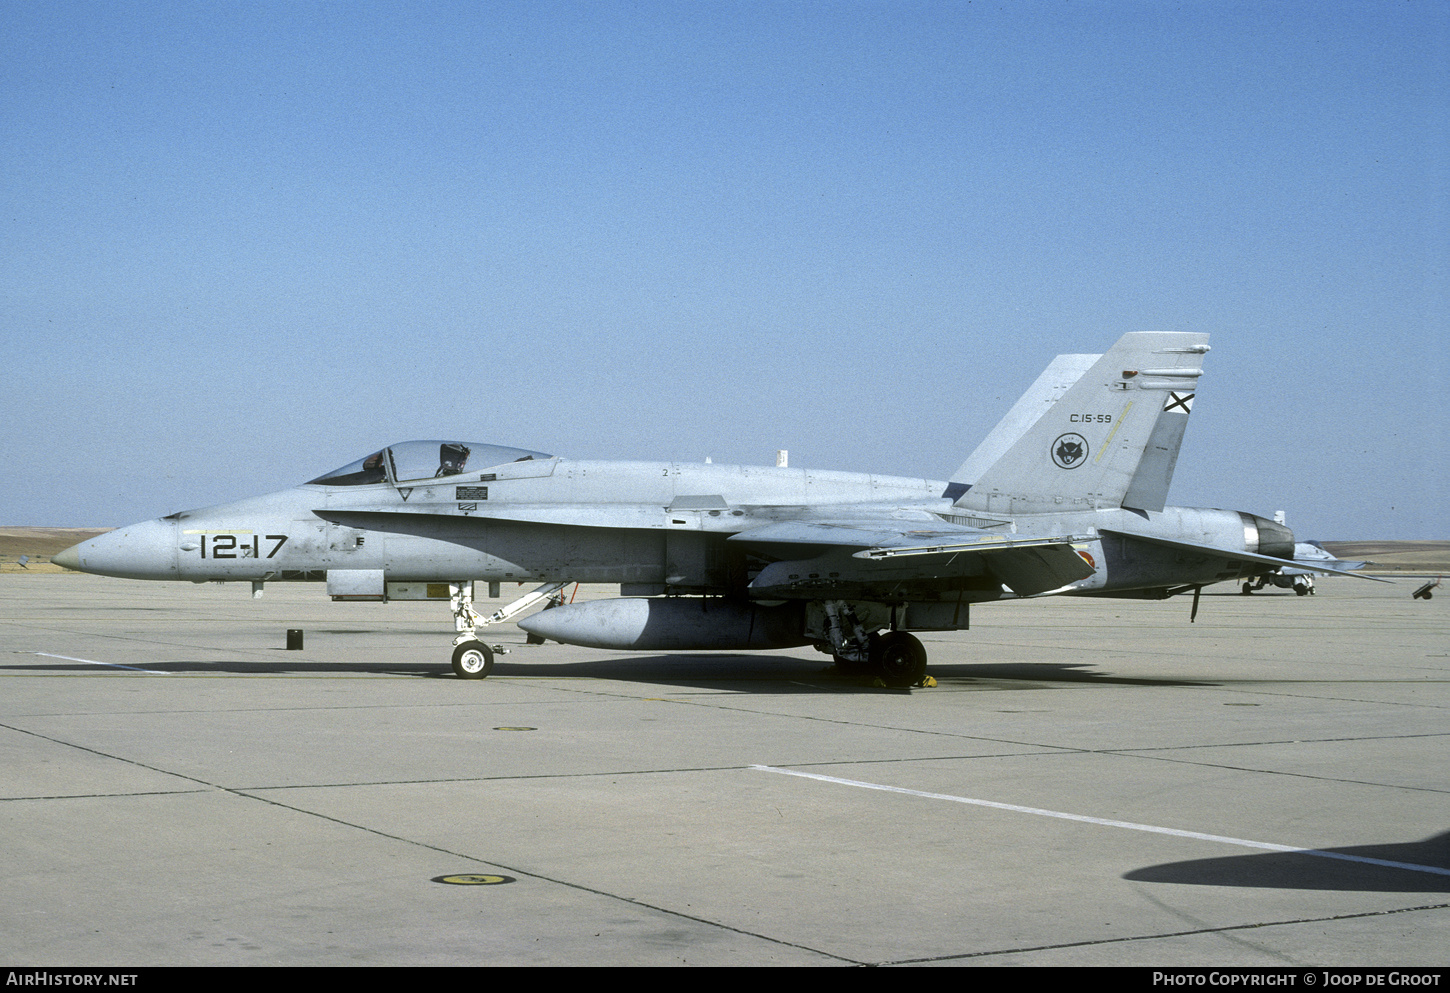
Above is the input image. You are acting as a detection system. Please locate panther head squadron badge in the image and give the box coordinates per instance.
[1052,433,1088,469]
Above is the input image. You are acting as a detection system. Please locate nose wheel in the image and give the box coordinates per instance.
[446,579,574,679]
[451,640,494,679]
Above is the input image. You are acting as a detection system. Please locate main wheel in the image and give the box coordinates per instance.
[451,640,494,679]
[872,631,927,688]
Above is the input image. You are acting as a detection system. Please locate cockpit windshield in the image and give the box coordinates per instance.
[309,449,390,486]
[308,440,553,486]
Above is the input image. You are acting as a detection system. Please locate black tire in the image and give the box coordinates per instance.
[1242,582,1253,595]
[872,631,927,688]
[451,640,493,679]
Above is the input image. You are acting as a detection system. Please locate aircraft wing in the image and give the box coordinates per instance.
[730,520,1096,597]
[1098,529,1391,582]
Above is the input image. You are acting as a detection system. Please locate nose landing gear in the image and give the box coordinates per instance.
[447,580,573,678]
[451,641,494,679]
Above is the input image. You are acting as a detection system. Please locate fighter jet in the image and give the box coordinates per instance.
[1241,539,1369,596]
[53,332,1382,686]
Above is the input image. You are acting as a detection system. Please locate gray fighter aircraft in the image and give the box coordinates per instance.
[53,332,1381,685]
[1242,539,1368,596]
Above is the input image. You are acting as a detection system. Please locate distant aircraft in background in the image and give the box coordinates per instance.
[54,332,1384,685]
[1241,533,1368,596]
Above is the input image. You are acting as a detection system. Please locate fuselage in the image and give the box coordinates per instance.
[49,334,1321,679]
[57,455,1287,602]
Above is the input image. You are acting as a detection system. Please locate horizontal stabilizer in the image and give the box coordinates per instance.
[1099,529,1393,582]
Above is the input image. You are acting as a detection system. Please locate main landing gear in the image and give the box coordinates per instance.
[822,601,929,688]
[1241,574,1314,596]
[448,579,573,679]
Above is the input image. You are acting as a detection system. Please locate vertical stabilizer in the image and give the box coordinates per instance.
[946,353,1099,499]
[951,332,1209,515]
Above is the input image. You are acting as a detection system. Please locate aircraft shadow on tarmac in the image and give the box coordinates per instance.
[23,653,880,686]
[24,653,1217,691]
[479,655,1217,688]
[1124,831,1450,893]
[478,655,1203,690]
[924,662,1219,688]
[18,658,445,678]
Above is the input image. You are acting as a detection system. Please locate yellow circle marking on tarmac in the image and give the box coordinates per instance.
[434,874,515,885]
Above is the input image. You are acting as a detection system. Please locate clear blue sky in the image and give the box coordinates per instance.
[3,1,1446,539]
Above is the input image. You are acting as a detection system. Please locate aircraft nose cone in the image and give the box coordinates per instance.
[58,520,179,579]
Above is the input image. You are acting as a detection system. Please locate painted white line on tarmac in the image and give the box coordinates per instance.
[753,765,1450,878]
[33,652,170,675]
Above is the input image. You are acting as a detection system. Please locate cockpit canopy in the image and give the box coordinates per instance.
[308,440,553,487]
